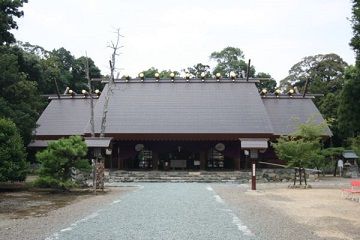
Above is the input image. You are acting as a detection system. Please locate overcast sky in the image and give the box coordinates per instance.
[14,0,355,81]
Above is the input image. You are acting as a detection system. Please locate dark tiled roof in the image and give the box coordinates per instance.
[88,82,274,134]
[35,98,96,136]
[262,98,332,136]
[33,81,332,140]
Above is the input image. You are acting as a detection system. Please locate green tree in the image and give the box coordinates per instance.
[351,0,360,64]
[210,47,255,77]
[272,120,326,185]
[35,136,91,189]
[338,68,360,138]
[280,54,347,93]
[281,53,348,145]
[0,118,28,182]
[72,56,102,90]
[321,147,345,176]
[0,0,27,45]
[139,68,179,79]
[255,72,277,92]
[141,67,158,78]
[159,69,179,78]
[185,63,211,78]
[16,44,103,94]
[339,0,360,138]
[0,46,45,145]
[350,136,360,156]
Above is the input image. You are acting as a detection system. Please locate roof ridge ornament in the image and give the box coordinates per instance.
[201,72,206,82]
[170,72,175,82]
[216,72,221,82]
[155,72,160,82]
[230,71,236,82]
[185,73,191,82]
[139,72,145,82]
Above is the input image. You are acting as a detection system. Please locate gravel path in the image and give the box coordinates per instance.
[46,183,255,240]
[43,183,324,240]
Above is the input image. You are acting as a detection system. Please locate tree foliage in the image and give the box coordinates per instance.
[185,63,211,78]
[0,118,28,182]
[0,0,27,45]
[0,43,102,145]
[337,71,360,137]
[351,0,360,64]
[255,72,277,92]
[281,53,348,145]
[17,44,103,93]
[210,47,255,77]
[0,45,45,145]
[139,67,179,78]
[35,136,90,189]
[280,54,347,93]
[337,1,360,138]
[272,120,326,184]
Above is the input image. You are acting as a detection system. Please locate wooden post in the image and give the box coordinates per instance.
[303,168,307,186]
[251,158,256,190]
[234,146,241,170]
[246,59,251,82]
[200,151,206,170]
[153,151,159,170]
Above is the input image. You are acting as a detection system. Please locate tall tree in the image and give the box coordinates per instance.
[0,46,45,145]
[337,0,360,138]
[72,56,102,90]
[338,66,360,137]
[280,54,347,94]
[0,0,27,45]
[281,53,348,145]
[0,118,28,182]
[210,47,255,77]
[351,0,360,65]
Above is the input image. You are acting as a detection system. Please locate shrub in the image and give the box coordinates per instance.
[34,136,90,190]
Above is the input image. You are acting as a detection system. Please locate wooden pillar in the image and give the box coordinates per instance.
[234,146,241,170]
[152,151,159,170]
[117,144,122,169]
[200,151,206,170]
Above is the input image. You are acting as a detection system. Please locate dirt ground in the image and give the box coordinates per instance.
[0,190,92,219]
[261,188,360,240]
[0,186,135,240]
[215,177,360,240]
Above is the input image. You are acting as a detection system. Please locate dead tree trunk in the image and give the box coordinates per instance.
[85,53,95,137]
[100,29,122,137]
[94,29,123,191]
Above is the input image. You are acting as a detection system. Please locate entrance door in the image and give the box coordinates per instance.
[159,146,200,170]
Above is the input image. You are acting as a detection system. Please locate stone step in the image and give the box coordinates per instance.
[105,169,321,183]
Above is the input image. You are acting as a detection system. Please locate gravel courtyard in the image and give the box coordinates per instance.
[0,178,359,240]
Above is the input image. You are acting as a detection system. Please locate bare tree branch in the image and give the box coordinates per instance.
[100,29,123,137]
